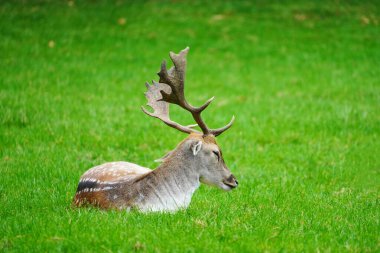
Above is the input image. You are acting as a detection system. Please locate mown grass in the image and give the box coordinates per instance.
[1,0,379,252]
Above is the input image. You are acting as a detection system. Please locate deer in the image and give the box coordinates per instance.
[73,47,238,212]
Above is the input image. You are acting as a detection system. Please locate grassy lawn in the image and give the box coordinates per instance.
[1,0,379,252]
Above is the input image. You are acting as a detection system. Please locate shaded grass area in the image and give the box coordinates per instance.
[0,0,379,252]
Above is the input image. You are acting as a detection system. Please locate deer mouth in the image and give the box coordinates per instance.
[222,181,238,189]
[221,175,238,190]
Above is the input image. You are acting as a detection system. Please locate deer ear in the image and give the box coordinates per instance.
[191,141,203,156]
[154,150,173,163]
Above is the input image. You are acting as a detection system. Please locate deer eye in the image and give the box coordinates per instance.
[212,151,220,161]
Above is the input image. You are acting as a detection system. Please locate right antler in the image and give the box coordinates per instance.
[142,47,234,137]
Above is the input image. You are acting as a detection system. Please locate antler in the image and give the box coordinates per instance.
[141,81,200,134]
[142,47,234,137]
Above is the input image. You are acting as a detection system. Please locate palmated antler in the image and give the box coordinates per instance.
[141,81,200,134]
[142,47,234,137]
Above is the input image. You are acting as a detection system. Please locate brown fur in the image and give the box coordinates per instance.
[73,191,109,208]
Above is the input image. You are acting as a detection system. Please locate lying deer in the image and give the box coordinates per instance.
[73,47,238,212]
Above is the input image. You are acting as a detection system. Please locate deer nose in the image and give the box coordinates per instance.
[231,175,238,188]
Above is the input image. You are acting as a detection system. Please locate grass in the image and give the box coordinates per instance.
[1,0,379,252]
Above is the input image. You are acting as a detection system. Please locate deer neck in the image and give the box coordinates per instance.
[137,157,200,212]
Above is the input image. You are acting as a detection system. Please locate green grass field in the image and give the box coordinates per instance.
[1,0,379,252]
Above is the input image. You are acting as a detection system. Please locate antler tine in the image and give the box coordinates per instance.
[210,116,235,137]
[193,96,215,112]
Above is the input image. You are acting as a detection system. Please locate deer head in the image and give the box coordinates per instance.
[142,47,238,191]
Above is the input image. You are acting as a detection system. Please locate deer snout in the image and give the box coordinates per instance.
[223,174,238,189]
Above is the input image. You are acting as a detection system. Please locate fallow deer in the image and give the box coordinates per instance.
[73,47,237,212]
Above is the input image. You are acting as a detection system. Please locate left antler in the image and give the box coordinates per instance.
[142,47,234,137]
[141,81,200,134]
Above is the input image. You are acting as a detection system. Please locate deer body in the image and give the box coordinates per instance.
[73,48,238,212]
[73,160,199,212]
[74,134,236,212]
